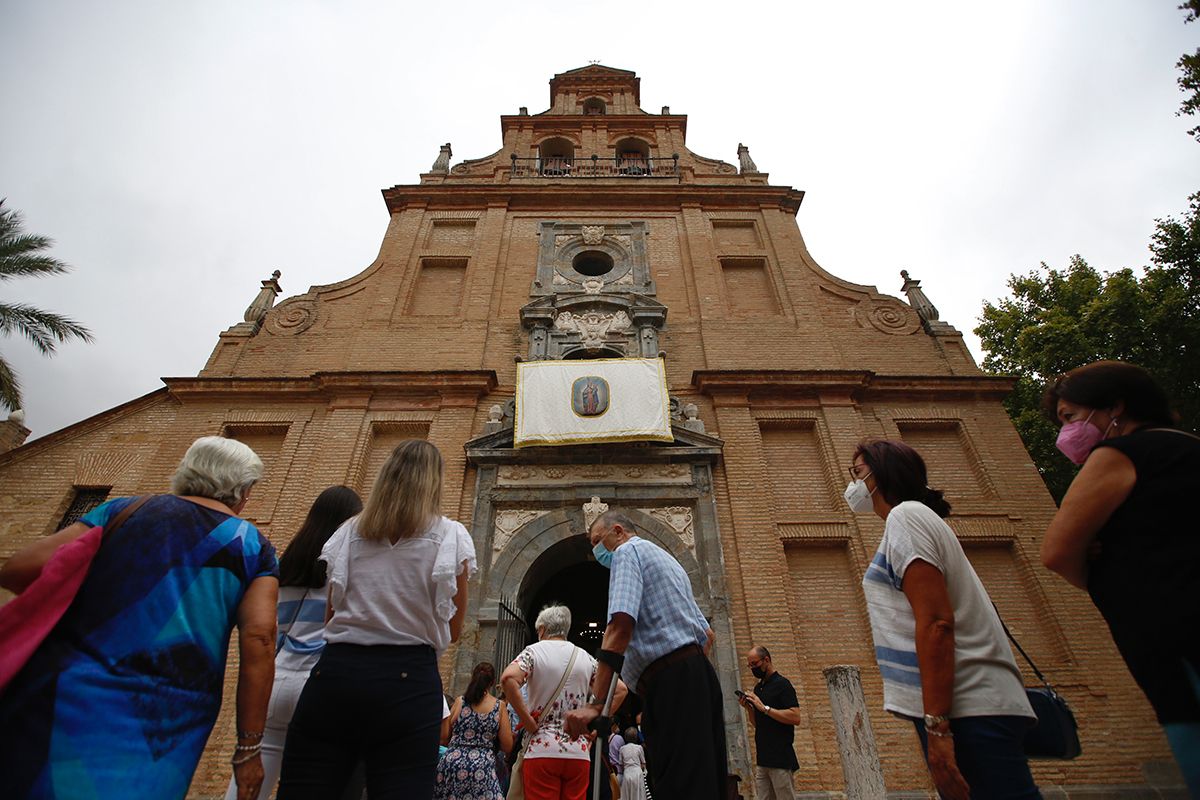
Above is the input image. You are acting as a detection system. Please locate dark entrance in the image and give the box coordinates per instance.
[526,559,610,653]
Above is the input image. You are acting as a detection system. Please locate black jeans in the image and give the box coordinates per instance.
[914,716,1041,800]
[640,648,728,800]
[277,643,442,800]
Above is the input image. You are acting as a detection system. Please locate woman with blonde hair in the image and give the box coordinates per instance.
[277,440,477,799]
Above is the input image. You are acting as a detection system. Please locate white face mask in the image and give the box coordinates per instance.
[843,479,875,513]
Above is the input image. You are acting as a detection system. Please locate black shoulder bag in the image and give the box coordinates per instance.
[996,608,1082,759]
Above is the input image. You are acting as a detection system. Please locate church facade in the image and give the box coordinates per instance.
[0,66,1179,796]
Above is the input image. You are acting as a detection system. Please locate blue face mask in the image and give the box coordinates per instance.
[593,540,615,569]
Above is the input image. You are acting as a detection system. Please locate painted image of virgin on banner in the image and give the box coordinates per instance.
[572,376,609,417]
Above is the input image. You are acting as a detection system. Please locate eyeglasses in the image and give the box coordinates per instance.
[747,658,765,670]
[847,464,872,480]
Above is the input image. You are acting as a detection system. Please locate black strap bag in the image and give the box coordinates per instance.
[997,608,1082,759]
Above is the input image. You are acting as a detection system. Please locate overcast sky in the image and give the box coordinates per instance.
[2,1,1197,440]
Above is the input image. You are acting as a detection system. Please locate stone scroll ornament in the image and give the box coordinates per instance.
[852,297,921,336]
[642,506,695,550]
[581,225,605,245]
[265,298,318,336]
[493,509,550,552]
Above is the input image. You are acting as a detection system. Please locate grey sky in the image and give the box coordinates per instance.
[2,1,1197,439]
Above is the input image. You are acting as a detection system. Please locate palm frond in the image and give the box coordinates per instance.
[0,201,71,279]
[0,302,94,355]
[0,354,22,413]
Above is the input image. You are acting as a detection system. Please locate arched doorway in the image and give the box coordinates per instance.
[520,535,609,652]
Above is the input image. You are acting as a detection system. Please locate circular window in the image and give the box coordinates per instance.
[572,250,614,276]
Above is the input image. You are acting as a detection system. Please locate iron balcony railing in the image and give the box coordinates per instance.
[510,153,679,178]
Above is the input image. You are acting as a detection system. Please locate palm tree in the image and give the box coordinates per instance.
[0,199,93,412]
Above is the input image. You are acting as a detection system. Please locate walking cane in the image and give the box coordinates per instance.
[591,670,621,800]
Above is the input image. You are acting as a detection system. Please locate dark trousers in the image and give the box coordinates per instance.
[914,716,1041,800]
[640,649,728,800]
[277,643,442,800]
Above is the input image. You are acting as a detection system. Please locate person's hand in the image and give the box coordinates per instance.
[745,690,765,712]
[518,710,540,738]
[563,704,601,738]
[926,734,969,800]
[234,754,264,800]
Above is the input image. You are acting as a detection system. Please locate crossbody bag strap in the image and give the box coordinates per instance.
[1144,426,1200,442]
[521,645,580,756]
[102,495,153,541]
[993,602,1052,690]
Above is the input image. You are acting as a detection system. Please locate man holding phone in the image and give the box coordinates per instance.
[740,645,801,800]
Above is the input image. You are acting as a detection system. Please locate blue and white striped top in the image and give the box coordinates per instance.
[276,584,328,673]
[861,501,1033,721]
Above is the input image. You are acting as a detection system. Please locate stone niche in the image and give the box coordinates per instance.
[521,221,666,360]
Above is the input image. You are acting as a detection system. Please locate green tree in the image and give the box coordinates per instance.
[1179,1,1200,141]
[974,198,1200,501]
[0,200,93,413]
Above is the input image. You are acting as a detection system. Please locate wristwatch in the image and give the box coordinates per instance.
[923,713,949,730]
[762,705,771,714]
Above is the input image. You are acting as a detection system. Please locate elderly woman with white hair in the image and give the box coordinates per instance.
[0,436,280,800]
[501,605,627,800]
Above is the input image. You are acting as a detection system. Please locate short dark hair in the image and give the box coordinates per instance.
[1041,360,1176,427]
[591,509,638,536]
[853,440,951,518]
[751,645,771,660]
[278,486,363,588]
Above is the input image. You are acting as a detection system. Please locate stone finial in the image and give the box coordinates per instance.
[518,106,529,116]
[661,106,670,115]
[0,408,31,454]
[431,143,452,173]
[737,143,759,174]
[680,402,705,433]
[899,269,940,325]
[243,270,282,331]
[483,403,506,433]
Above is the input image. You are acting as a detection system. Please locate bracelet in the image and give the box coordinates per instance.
[234,742,261,751]
[231,746,262,765]
[236,730,264,741]
[926,727,953,739]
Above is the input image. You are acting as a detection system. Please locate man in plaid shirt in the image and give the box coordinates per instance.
[565,509,727,799]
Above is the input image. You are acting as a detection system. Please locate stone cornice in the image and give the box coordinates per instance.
[0,387,172,467]
[692,370,1015,401]
[164,371,498,404]
[500,114,688,137]
[382,183,804,215]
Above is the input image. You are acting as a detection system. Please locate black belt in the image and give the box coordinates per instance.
[636,644,703,696]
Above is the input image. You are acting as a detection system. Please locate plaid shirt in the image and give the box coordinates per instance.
[607,536,709,691]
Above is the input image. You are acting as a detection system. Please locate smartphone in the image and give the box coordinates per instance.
[734,689,746,699]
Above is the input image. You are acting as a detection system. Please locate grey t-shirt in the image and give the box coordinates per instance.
[861,501,1034,720]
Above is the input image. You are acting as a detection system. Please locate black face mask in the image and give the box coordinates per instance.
[751,665,767,680]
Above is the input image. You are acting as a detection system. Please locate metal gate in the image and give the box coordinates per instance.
[494,593,532,670]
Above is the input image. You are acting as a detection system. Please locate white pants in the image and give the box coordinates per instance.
[754,765,796,800]
[225,668,309,800]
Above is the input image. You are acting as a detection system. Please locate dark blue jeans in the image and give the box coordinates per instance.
[278,643,442,800]
[914,716,1041,800]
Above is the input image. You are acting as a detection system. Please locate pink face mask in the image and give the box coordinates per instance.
[1055,411,1102,465]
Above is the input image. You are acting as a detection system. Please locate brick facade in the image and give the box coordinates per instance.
[0,65,1179,797]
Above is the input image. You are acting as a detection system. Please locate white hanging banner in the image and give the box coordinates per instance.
[514,358,673,448]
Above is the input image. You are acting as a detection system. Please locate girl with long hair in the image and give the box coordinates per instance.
[277,441,477,799]
[224,485,363,800]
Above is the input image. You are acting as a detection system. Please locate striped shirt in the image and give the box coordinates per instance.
[861,501,1033,720]
[276,584,328,673]
[607,536,709,692]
